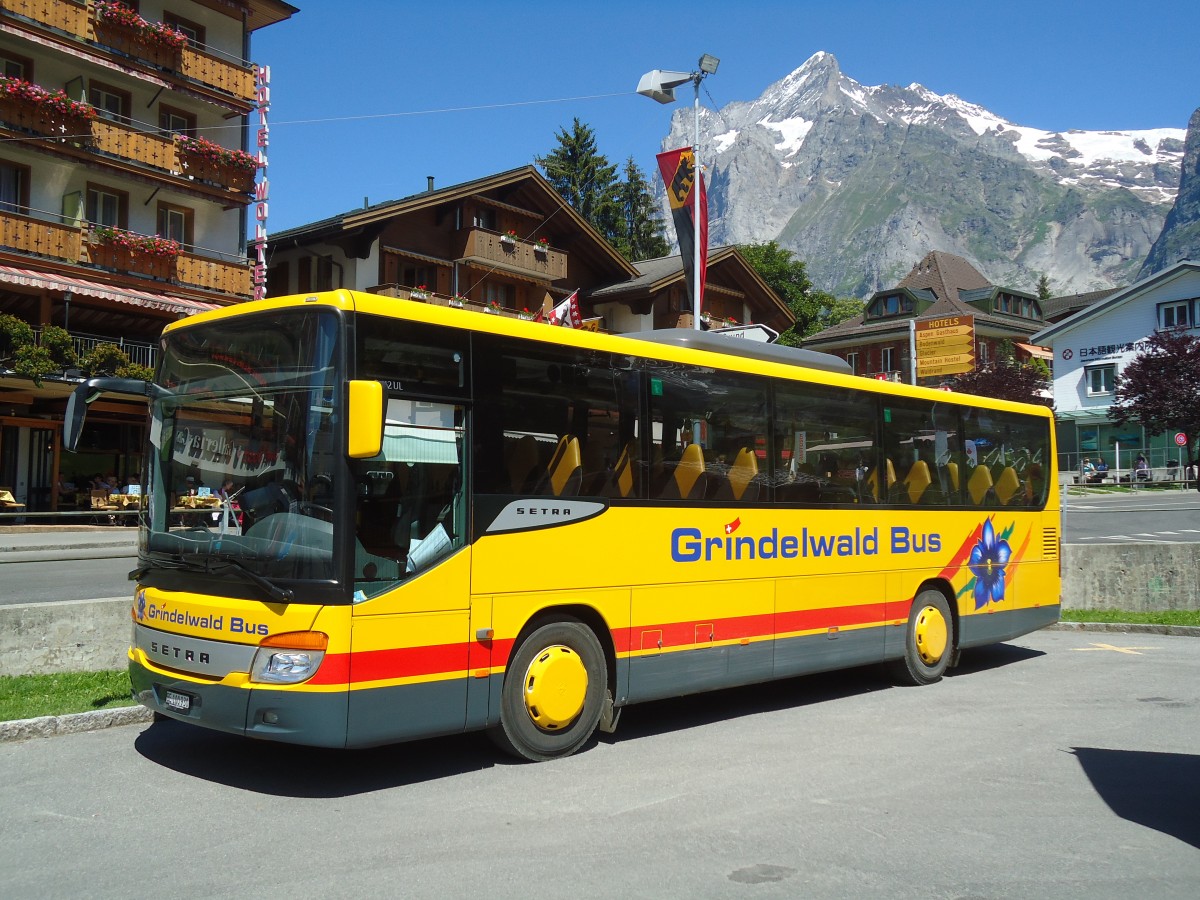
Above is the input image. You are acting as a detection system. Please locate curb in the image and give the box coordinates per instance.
[0,546,138,563]
[1049,621,1200,637]
[0,704,153,744]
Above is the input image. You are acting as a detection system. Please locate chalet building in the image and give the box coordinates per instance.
[0,0,295,513]
[589,246,793,334]
[1031,259,1200,478]
[267,167,638,321]
[802,251,1049,384]
[265,167,796,335]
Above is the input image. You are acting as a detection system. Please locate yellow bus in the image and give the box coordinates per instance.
[66,290,1060,760]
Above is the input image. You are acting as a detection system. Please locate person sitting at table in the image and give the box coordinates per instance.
[1089,457,1109,483]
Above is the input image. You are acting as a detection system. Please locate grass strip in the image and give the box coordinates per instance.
[0,670,135,722]
[1061,609,1200,627]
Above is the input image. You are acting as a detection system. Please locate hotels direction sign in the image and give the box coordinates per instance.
[915,315,975,377]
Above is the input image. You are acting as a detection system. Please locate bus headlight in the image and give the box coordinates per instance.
[249,631,328,684]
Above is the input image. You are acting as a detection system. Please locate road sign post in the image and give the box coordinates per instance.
[915,315,975,381]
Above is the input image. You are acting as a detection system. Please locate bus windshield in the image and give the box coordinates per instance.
[138,310,342,594]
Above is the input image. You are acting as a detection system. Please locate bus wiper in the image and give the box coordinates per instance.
[210,557,294,603]
[129,551,293,603]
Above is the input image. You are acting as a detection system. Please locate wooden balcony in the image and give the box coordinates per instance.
[0,210,81,264]
[0,94,253,199]
[0,0,86,35]
[457,228,567,282]
[0,1,256,104]
[0,209,250,298]
[92,118,255,195]
[85,236,251,296]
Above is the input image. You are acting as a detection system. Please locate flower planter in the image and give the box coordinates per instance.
[409,290,429,301]
[178,154,255,192]
[88,242,177,280]
[0,98,92,141]
[94,22,182,69]
[499,235,517,249]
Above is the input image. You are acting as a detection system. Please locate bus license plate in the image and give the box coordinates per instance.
[164,690,192,712]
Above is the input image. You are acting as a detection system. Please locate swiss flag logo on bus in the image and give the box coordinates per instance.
[725,517,741,535]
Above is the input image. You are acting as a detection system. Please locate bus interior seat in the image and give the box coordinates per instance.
[506,434,540,493]
[715,447,759,501]
[901,459,932,504]
[944,461,960,492]
[546,436,583,497]
[994,465,1021,506]
[660,443,707,500]
[867,458,896,501]
[604,442,637,498]
[968,464,994,505]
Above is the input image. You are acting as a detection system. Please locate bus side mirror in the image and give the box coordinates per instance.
[347,380,384,459]
[64,377,164,452]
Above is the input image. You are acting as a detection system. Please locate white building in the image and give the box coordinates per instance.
[1030,259,1199,478]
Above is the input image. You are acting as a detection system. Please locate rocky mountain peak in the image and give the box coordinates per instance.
[659,52,1187,296]
[1139,106,1200,278]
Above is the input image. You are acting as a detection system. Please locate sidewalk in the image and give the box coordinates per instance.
[0,525,138,563]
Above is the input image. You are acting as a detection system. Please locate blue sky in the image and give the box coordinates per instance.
[250,0,1200,232]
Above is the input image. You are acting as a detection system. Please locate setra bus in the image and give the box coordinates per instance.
[65,290,1060,760]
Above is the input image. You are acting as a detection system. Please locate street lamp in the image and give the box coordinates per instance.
[637,54,719,330]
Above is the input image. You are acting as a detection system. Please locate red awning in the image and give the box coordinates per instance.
[0,265,217,315]
[1015,342,1052,360]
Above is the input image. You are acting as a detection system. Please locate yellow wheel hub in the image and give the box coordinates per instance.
[914,604,948,666]
[522,645,588,731]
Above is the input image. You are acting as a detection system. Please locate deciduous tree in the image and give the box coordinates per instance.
[1109,330,1200,463]
[737,241,858,345]
[948,345,1052,407]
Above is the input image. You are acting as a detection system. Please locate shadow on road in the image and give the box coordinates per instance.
[1071,747,1200,848]
[134,722,499,797]
[948,641,1045,677]
[132,640,1046,797]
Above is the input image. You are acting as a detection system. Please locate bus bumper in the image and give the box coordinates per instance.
[129,658,349,748]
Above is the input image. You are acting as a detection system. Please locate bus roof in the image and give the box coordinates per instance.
[624,328,852,376]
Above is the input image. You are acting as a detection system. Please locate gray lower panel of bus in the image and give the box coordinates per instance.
[958,604,1060,649]
[346,678,476,749]
[625,627,885,706]
[130,659,350,749]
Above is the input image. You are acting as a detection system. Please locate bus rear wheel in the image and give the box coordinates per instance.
[889,589,953,686]
[490,618,607,762]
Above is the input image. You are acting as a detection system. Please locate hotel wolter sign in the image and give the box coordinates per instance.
[915,315,975,378]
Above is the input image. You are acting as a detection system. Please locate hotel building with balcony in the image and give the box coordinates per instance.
[0,0,295,513]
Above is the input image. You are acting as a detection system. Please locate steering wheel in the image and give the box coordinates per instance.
[297,502,333,522]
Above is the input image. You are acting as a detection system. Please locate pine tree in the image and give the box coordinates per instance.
[1035,274,1052,301]
[536,119,620,242]
[614,157,670,262]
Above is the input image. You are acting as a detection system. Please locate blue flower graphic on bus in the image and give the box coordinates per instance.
[968,519,1011,609]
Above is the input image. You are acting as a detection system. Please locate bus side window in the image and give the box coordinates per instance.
[774,383,877,506]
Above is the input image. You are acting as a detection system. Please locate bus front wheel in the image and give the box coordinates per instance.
[490,618,607,761]
[889,589,953,686]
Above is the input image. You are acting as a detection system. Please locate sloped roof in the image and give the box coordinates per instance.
[270,166,639,279]
[588,246,794,330]
[804,250,1041,346]
[1031,259,1200,344]
[1040,288,1120,322]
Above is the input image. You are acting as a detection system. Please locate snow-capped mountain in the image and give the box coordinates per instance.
[661,52,1187,296]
